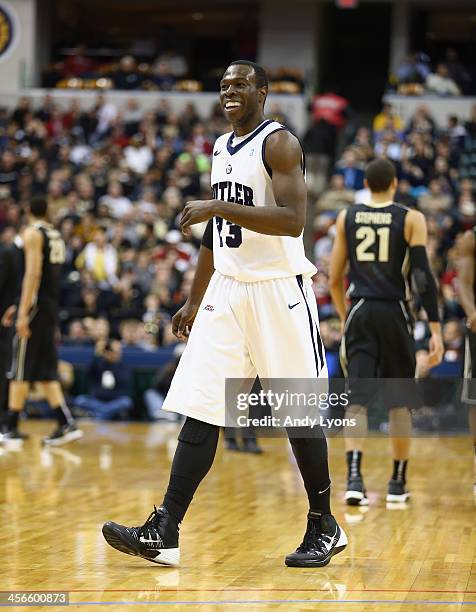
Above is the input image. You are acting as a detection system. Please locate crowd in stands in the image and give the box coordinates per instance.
[1,92,476,417]
[42,45,305,93]
[390,48,474,96]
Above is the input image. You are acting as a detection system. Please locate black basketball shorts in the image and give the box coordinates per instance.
[8,307,59,383]
[340,298,417,409]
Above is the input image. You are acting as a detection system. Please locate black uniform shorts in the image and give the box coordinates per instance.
[8,306,59,383]
[340,298,417,409]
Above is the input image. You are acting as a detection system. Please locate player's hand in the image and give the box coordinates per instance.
[16,315,31,339]
[172,301,199,341]
[1,305,16,327]
[180,200,216,236]
[427,332,444,368]
[466,312,476,334]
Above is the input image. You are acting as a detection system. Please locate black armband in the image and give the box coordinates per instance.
[201,219,213,251]
[409,245,439,322]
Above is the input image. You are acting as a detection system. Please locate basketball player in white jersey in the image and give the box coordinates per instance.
[102,61,347,568]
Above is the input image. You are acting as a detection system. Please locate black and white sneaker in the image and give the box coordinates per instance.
[345,475,369,506]
[285,513,347,568]
[386,479,410,503]
[42,424,83,446]
[102,505,180,566]
[0,427,29,446]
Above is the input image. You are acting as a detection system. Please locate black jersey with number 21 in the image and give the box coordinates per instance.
[345,202,410,301]
[17,222,66,312]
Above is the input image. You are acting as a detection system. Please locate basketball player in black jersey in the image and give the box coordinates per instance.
[330,159,443,505]
[0,196,83,446]
[455,228,476,494]
[0,229,20,425]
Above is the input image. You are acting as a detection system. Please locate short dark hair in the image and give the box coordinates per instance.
[365,159,396,193]
[30,195,48,218]
[228,60,268,89]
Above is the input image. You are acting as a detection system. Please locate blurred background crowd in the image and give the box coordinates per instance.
[1,87,476,420]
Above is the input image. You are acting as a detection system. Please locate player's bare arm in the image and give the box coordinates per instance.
[16,227,43,339]
[172,242,214,341]
[456,230,476,331]
[329,209,349,330]
[180,131,306,238]
[405,209,443,367]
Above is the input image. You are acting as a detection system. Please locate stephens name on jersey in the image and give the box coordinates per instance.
[345,202,411,301]
[210,119,316,282]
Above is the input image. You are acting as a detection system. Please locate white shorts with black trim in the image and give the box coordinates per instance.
[162,271,328,426]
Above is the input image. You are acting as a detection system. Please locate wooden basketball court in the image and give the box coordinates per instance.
[1,421,475,611]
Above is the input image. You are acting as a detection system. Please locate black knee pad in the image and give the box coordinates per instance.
[178,417,218,444]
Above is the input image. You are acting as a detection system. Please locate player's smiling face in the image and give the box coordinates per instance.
[219,65,265,127]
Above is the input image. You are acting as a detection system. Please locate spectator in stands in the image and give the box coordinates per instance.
[418,179,453,215]
[334,148,365,191]
[426,64,461,96]
[374,129,403,161]
[351,126,374,162]
[64,320,90,346]
[76,227,118,286]
[465,105,476,139]
[123,98,143,136]
[445,48,472,94]
[11,96,32,128]
[302,117,339,195]
[316,174,355,213]
[152,61,176,91]
[446,115,467,151]
[124,134,153,175]
[373,103,404,139]
[62,44,94,78]
[396,52,431,84]
[112,56,142,90]
[74,339,132,419]
[99,181,133,218]
[154,50,188,78]
[94,95,118,139]
[405,105,436,137]
[395,179,417,208]
[0,151,20,199]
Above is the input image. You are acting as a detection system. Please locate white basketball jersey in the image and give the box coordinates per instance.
[210,119,317,282]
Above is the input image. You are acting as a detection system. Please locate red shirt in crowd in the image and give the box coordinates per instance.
[312,93,349,129]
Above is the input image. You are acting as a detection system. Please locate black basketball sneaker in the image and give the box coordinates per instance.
[386,479,410,503]
[102,505,180,566]
[345,475,369,506]
[285,512,347,567]
[0,426,29,446]
[42,424,83,446]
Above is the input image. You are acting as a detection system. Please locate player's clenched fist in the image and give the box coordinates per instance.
[180,200,216,235]
[172,301,199,340]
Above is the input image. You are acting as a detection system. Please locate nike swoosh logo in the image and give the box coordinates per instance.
[213,150,221,156]
[288,302,300,310]
[322,528,338,553]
